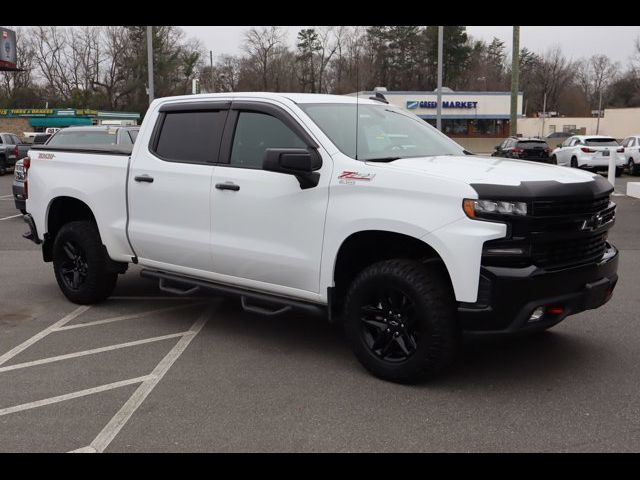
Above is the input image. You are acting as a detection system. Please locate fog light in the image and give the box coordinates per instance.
[529,307,545,322]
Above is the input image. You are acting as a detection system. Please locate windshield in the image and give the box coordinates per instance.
[299,103,465,161]
[585,138,618,147]
[47,130,118,146]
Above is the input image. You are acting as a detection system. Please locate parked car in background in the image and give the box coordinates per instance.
[0,133,31,175]
[46,125,139,147]
[492,137,552,163]
[620,134,640,176]
[12,126,140,214]
[551,135,624,176]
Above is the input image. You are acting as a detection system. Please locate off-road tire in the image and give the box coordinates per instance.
[343,259,458,384]
[53,221,118,304]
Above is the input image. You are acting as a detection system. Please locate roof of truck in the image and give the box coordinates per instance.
[156,92,381,106]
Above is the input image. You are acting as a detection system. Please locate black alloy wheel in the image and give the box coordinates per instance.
[360,286,419,362]
[59,240,89,291]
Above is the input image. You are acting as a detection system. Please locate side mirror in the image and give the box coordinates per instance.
[494,145,500,150]
[263,148,322,189]
[556,144,562,148]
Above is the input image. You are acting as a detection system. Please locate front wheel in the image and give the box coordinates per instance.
[343,259,458,384]
[53,221,118,304]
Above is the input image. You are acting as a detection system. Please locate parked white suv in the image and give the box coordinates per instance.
[621,135,640,176]
[551,135,624,176]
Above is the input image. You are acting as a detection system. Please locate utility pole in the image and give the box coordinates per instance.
[210,50,214,93]
[510,26,520,136]
[596,88,603,134]
[146,26,155,106]
[436,26,444,131]
[541,91,547,138]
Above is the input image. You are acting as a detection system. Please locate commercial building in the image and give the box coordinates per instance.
[0,108,140,138]
[357,88,524,138]
[518,107,640,140]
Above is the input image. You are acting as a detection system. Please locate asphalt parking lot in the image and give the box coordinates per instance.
[0,171,639,452]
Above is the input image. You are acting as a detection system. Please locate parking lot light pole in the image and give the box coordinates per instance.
[147,26,154,106]
[510,26,520,137]
[436,26,443,131]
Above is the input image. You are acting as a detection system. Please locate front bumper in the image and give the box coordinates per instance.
[458,242,619,334]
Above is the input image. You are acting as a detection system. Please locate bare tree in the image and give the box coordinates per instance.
[316,26,339,93]
[576,54,619,110]
[533,46,576,113]
[242,26,285,90]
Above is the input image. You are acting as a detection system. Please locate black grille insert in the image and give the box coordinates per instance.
[533,196,610,217]
[532,232,608,269]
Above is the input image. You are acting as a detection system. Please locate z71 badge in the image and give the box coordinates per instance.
[338,171,376,184]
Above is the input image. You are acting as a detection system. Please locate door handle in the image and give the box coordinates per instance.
[134,175,154,183]
[215,182,240,191]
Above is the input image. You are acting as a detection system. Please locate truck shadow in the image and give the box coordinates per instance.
[113,272,605,389]
[206,298,603,388]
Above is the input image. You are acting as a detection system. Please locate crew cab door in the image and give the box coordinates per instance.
[127,101,230,272]
[208,101,331,297]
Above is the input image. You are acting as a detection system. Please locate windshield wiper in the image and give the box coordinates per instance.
[363,156,401,162]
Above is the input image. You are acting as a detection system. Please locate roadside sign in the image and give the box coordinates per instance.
[0,27,17,71]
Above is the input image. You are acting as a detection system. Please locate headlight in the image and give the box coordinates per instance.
[463,199,528,218]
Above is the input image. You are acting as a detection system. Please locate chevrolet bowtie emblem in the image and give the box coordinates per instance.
[581,213,604,231]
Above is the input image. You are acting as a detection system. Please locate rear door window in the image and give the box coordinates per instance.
[154,110,228,164]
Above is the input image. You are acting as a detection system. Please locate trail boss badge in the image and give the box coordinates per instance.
[338,171,376,184]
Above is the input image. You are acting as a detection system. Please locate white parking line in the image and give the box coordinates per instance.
[55,302,205,331]
[0,375,153,417]
[0,214,22,221]
[88,306,212,453]
[0,306,90,367]
[69,446,98,453]
[0,194,13,199]
[0,331,188,373]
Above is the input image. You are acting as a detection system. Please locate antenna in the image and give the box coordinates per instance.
[355,56,359,160]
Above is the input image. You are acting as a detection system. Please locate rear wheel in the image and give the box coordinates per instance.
[53,221,118,304]
[550,155,557,165]
[0,156,6,176]
[343,259,458,384]
[615,167,623,177]
[570,156,578,168]
[629,158,637,176]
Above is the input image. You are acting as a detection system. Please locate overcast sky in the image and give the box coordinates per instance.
[180,26,640,65]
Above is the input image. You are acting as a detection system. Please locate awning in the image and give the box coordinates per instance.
[29,117,93,128]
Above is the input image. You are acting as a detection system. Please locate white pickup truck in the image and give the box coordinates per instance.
[22,93,619,383]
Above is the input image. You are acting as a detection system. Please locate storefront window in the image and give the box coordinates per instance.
[442,119,468,136]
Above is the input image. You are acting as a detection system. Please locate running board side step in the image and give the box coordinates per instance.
[140,269,325,317]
